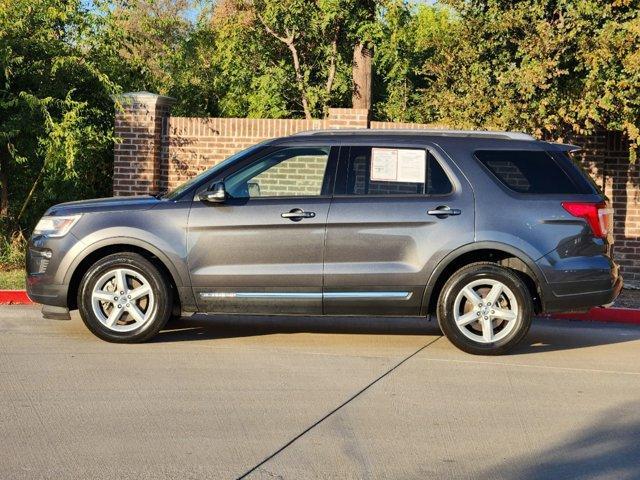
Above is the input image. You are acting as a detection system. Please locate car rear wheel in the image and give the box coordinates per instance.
[437,262,532,355]
[78,252,172,343]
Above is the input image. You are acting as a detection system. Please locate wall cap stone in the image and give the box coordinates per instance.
[112,91,176,108]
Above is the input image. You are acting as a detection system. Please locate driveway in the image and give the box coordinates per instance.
[1,305,640,479]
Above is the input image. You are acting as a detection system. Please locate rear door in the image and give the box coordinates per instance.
[187,145,338,314]
[323,142,475,315]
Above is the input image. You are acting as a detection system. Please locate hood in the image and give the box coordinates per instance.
[46,196,161,216]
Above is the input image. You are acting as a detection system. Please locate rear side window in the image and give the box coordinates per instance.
[343,146,453,196]
[475,150,594,194]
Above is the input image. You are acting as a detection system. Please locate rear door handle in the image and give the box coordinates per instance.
[281,208,316,221]
[427,206,461,218]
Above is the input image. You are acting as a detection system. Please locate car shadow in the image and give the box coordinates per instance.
[153,314,441,343]
[511,317,640,355]
[153,314,640,354]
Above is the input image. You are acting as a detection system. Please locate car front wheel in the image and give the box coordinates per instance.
[78,252,172,343]
[437,262,532,355]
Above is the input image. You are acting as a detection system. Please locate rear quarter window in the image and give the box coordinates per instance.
[475,150,596,194]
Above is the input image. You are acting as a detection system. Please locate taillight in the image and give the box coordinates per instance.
[562,201,613,238]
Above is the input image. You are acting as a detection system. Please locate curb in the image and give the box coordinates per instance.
[0,290,33,305]
[1,290,640,325]
[549,307,640,326]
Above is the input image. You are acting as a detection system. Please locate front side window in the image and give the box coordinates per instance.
[225,147,330,198]
[164,143,267,200]
[343,146,453,196]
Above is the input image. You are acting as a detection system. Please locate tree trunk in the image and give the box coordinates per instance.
[352,42,373,110]
[285,40,313,120]
[0,144,9,218]
[256,14,313,120]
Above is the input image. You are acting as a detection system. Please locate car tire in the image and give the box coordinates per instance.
[78,252,172,343]
[437,262,532,355]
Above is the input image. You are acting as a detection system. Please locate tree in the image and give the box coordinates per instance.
[0,0,116,243]
[199,0,383,119]
[418,0,640,151]
[373,0,454,121]
[89,0,194,95]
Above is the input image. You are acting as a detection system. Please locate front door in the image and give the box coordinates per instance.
[323,143,475,315]
[188,145,337,314]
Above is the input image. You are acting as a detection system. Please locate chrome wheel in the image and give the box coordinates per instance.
[453,278,519,344]
[91,268,155,332]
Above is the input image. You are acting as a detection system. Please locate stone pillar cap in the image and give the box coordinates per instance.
[112,91,176,107]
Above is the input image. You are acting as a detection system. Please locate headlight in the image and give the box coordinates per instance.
[33,214,82,238]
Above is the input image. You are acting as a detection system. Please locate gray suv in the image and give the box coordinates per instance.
[26,130,622,354]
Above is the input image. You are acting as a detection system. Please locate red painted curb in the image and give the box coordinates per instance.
[548,307,640,325]
[0,290,33,305]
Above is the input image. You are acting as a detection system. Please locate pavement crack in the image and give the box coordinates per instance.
[236,336,442,479]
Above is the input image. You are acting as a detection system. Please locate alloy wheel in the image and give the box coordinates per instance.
[91,268,155,332]
[452,278,519,344]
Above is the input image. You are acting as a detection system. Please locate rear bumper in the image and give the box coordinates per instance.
[542,273,623,313]
[537,249,623,313]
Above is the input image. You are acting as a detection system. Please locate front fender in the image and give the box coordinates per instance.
[59,230,189,288]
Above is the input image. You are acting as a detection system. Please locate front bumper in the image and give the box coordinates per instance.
[25,279,68,307]
[25,233,78,308]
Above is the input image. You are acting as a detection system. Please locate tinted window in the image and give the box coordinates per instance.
[550,150,600,195]
[164,143,266,200]
[225,147,330,198]
[344,146,452,196]
[475,150,591,194]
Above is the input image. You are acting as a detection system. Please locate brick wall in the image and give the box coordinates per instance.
[568,132,640,286]
[113,92,174,195]
[253,154,328,197]
[112,92,639,286]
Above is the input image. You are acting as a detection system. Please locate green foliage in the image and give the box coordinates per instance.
[0,0,116,240]
[181,0,376,119]
[0,268,25,290]
[0,234,25,271]
[417,0,640,151]
[373,1,455,121]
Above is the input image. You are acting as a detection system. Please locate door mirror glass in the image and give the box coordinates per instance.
[198,182,227,203]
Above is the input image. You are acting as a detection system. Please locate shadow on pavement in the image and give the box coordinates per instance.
[512,318,640,355]
[153,315,640,354]
[154,314,441,342]
[480,403,640,480]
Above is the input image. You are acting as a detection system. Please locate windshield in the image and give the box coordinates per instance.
[162,142,267,200]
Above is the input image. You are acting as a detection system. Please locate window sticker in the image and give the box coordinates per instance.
[397,149,426,183]
[370,148,398,181]
[370,148,426,183]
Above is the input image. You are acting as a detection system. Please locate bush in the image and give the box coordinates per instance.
[0,232,26,270]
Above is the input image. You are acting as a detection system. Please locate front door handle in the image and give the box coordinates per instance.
[281,208,316,221]
[427,206,461,218]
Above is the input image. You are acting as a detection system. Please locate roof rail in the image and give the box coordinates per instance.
[291,128,536,141]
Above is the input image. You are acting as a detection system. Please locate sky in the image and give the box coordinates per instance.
[82,0,440,23]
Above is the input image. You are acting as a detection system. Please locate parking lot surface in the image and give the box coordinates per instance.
[1,305,640,479]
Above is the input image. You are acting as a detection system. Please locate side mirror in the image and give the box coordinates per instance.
[198,182,227,203]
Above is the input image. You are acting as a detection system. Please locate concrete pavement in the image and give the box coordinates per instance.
[1,305,640,479]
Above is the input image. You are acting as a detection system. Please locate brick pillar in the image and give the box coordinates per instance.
[327,108,369,129]
[112,92,175,196]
